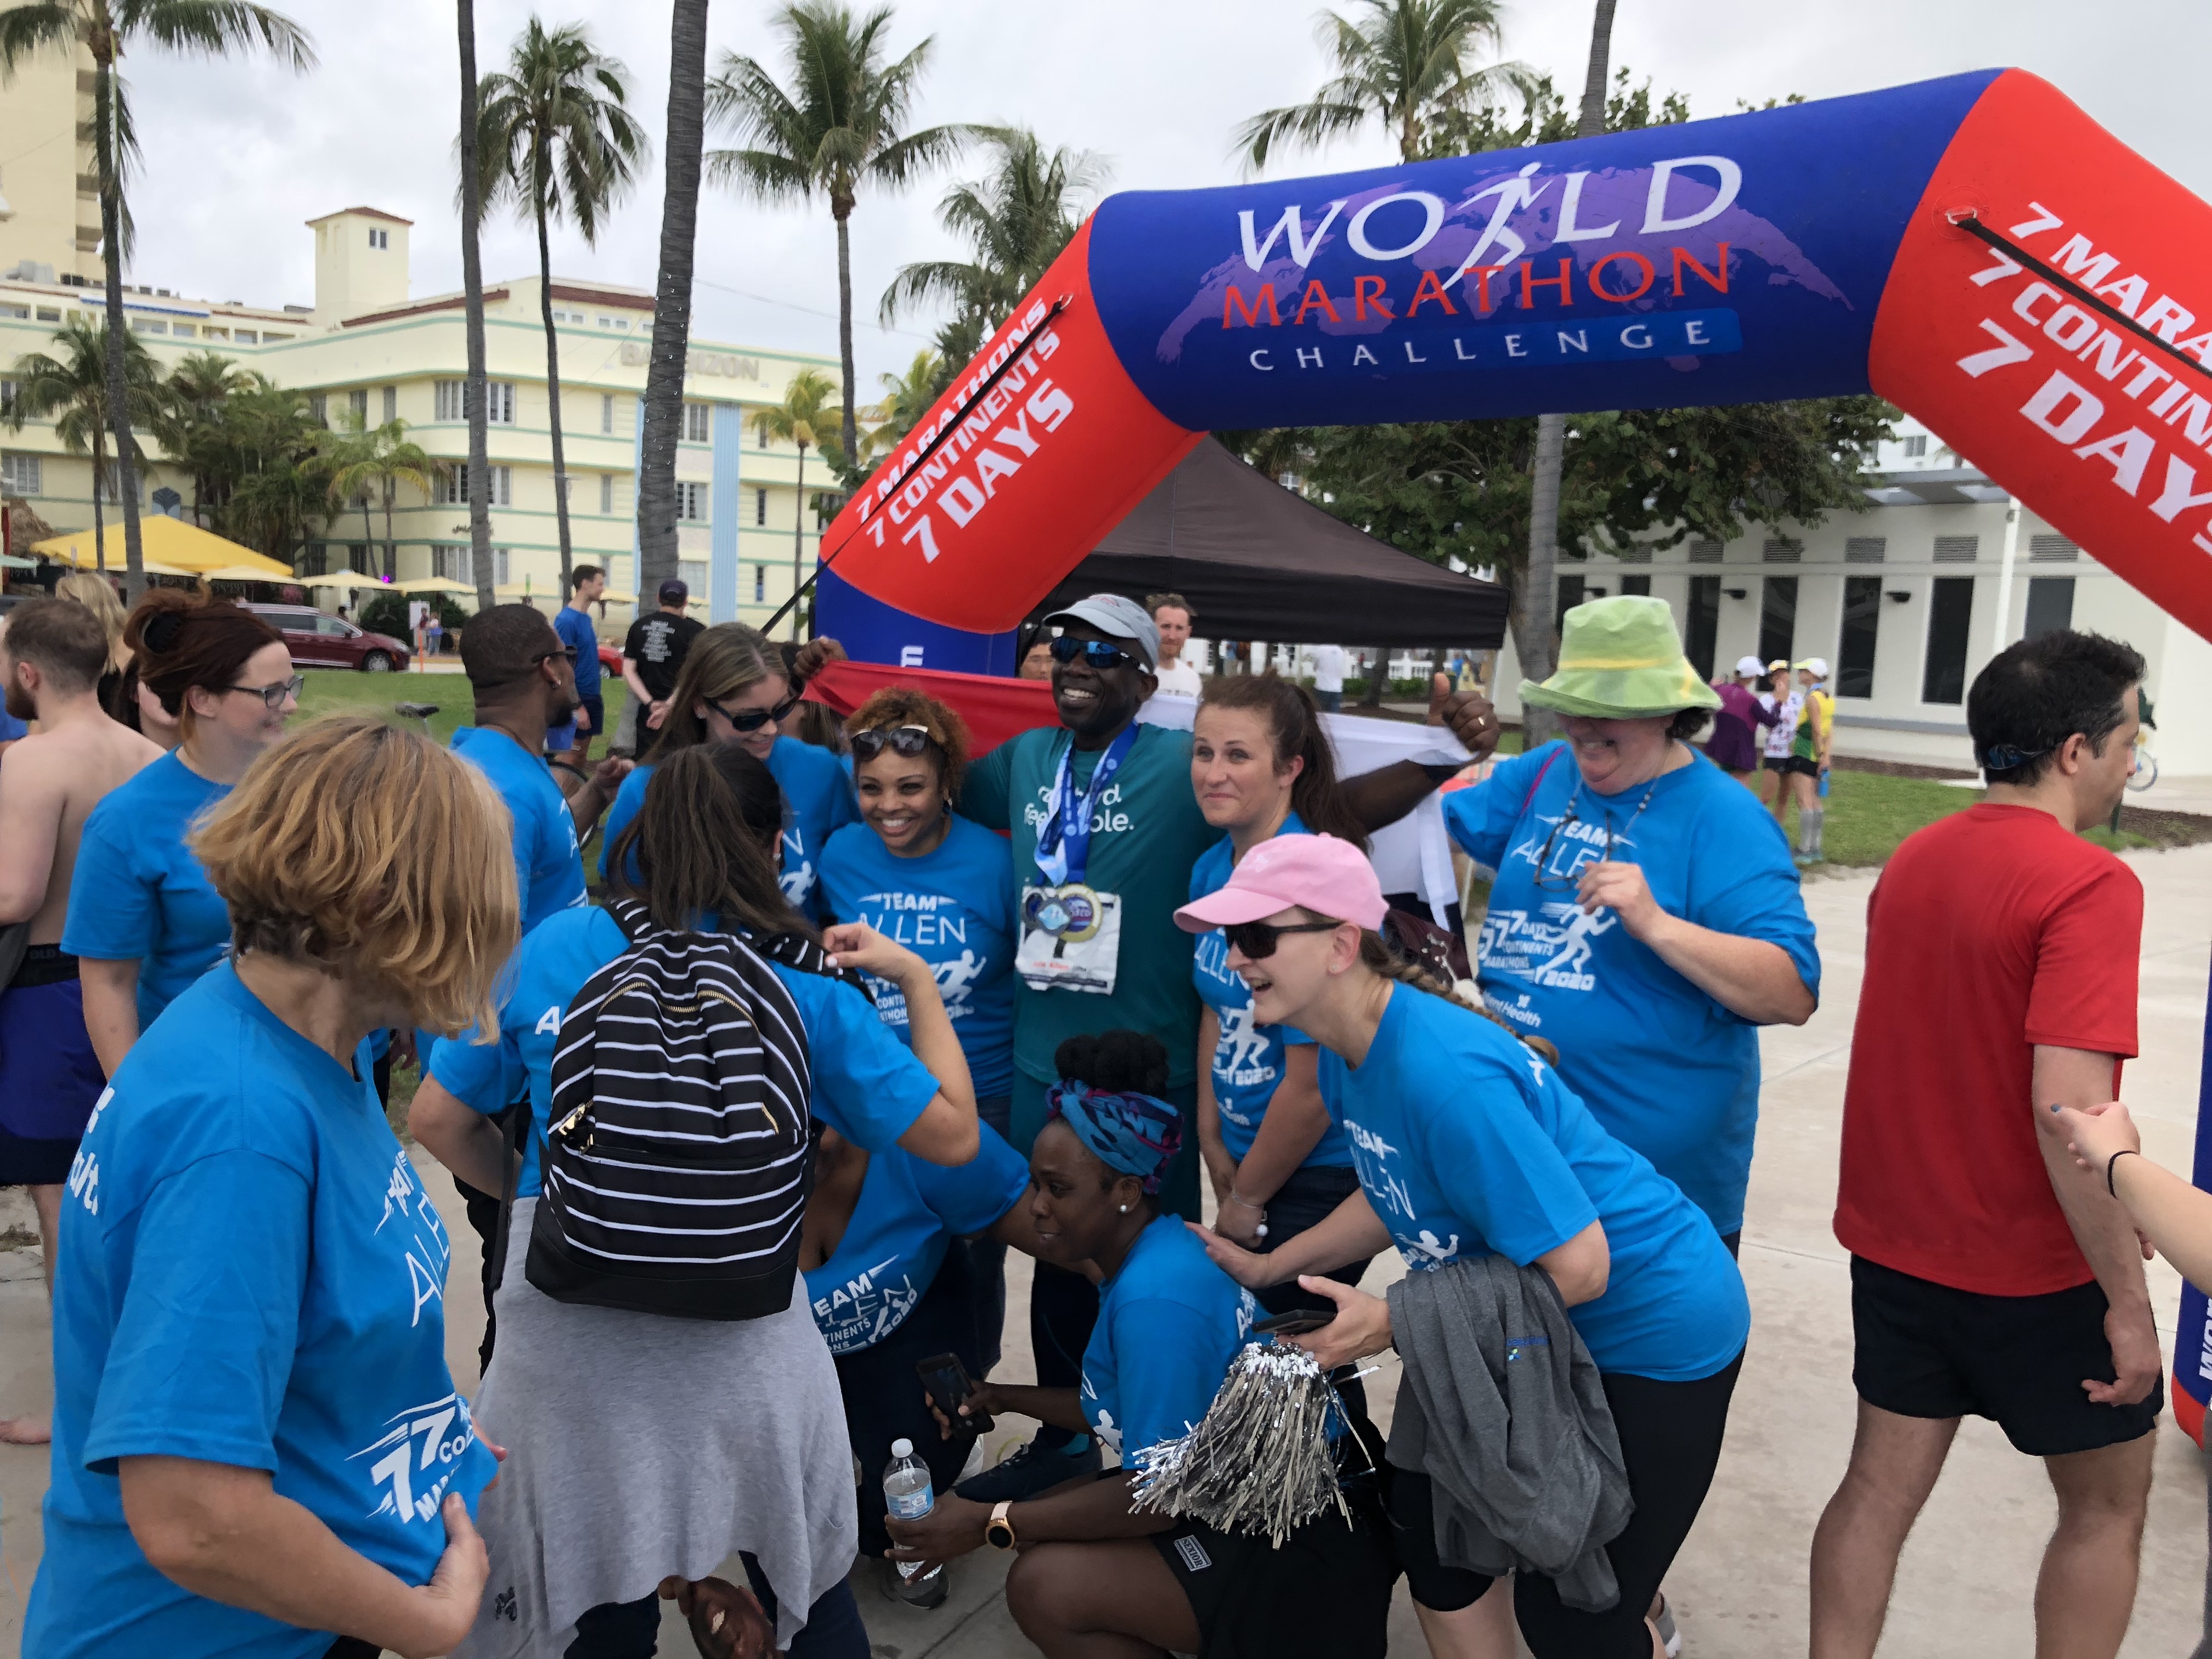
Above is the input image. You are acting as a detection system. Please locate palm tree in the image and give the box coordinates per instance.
[707,2,978,472]
[153,349,250,526]
[328,416,433,581]
[637,0,710,599]
[751,366,835,641]
[1233,0,1525,170]
[477,18,648,593]
[880,127,1106,383]
[1521,0,1617,743]
[0,0,313,604]
[455,0,494,610]
[5,315,160,569]
[857,348,940,456]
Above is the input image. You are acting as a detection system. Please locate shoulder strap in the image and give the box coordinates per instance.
[1517,743,1566,818]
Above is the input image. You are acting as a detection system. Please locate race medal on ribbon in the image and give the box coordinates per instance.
[1024,883,1104,943]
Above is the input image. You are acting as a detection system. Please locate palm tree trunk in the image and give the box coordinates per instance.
[1519,0,1618,746]
[789,443,806,642]
[638,0,710,596]
[94,60,145,605]
[458,0,495,612]
[91,430,106,573]
[382,483,396,581]
[537,173,574,593]
[834,205,857,469]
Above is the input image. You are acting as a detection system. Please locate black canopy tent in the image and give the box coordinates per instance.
[1033,437,1508,649]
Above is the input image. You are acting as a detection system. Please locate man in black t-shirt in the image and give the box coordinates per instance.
[618,579,704,756]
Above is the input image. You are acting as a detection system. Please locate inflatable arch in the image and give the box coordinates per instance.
[816,67,2212,661]
[812,65,2212,1434]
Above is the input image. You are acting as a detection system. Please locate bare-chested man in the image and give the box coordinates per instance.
[0,598,161,1443]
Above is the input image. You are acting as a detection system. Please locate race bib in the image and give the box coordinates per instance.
[1017,883,1123,995]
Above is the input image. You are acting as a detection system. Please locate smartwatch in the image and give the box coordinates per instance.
[986,1499,1018,1550]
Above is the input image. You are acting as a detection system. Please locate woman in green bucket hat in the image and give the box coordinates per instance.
[1438,593,1821,1647]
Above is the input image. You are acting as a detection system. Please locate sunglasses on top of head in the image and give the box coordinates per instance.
[1224,918,1342,960]
[707,689,804,732]
[1048,635,1140,673]
[851,723,936,760]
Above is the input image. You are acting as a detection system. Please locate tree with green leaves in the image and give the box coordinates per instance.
[751,366,836,640]
[477,18,648,592]
[327,416,434,581]
[151,350,251,527]
[5,315,160,570]
[636,0,709,599]
[856,348,940,456]
[226,408,336,566]
[708,1,978,475]
[881,127,1107,400]
[1233,0,1526,170]
[0,0,313,602]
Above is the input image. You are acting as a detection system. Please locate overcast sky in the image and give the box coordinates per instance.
[106,0,2211,391]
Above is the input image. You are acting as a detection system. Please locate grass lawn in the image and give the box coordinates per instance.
[295,668,630,748]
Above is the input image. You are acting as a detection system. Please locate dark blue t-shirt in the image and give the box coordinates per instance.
[819,816,1019,1097]
[1187,814,1346,1168]
[1318,981,1748,1381]
[61,752,231,1028]
[805,1124,1030,1354]
[1443,742,1819,1233]
[450,725,586,935]
[430,906,943,1198]
[27,964,494,1659]
[1081,1215,1254,1461]
[554,605,601,698]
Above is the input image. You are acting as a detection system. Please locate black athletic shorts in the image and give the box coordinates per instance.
[1850,1255,2162,1457]
[1774,754,1821,778]
[1154,1498,1398,1659]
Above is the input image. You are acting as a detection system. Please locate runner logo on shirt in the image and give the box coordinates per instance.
[811,1255,923,1354]
[1212,1005,1277,1098]
[351,1391,480,1526]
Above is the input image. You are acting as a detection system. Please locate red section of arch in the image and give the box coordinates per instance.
[818,218,1203,634]
[1872,70,2212,641]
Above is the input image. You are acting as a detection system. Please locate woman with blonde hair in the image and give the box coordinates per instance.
[25,716,513,1659]
[595,622,857,919]
[55,569,130,710]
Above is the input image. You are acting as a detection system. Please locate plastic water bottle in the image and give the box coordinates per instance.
[884,1440,941,1586]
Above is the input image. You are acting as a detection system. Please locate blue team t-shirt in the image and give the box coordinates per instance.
[431,906,943,1198]
[0,704,26,742]
[1081,1215,1255,1461]
[818,816,1019,1098]
[61,751,232,1028]
[1187,815,1347,1169]
[451,725,586,934]
[1442,742,1819,1234]
[26,964,494,1659]
[805,1123,1029,1355]
[554,605,602,699]
[597,737,860,922]
[1319,981,1748,1382]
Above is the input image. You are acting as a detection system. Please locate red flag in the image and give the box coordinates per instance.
[804,658,1059,754]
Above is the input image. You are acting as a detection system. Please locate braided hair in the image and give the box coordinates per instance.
[1355,929,1560,1066]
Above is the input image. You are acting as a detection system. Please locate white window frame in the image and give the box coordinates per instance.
[675,481,708,522]
[678,558,709,597]
[382,385,397,423]
[682,402,710,443]
[600,473,613,515]
[600,392,614,435]
[0,452,42,495]
[441,465,512,507]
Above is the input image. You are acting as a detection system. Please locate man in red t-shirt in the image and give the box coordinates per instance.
[1810,631,2156,1659]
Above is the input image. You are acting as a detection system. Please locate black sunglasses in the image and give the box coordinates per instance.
[851,723,935,760]
[1224,918,1341,960]
[1049,635,1139,673]
[226,674,306,709]
[533,645,579,666]
[708,689,804,732]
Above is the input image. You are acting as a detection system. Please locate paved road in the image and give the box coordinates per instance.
[3,848,2209,1657]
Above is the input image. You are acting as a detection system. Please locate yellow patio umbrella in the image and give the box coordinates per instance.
[31,516,292,577]
[199,563,302,584]
[392,577,478,596]
[304,568,384,589]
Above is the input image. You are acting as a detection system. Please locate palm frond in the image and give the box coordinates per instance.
[702,145,814,201]
[0,3,76,76]
[121,0,316,69]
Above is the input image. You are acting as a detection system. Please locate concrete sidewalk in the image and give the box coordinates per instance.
[3,849,2209,1656]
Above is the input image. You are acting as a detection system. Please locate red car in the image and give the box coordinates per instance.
[250,603,411,673]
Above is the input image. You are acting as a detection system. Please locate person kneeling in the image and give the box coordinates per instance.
[884,1031,1399,1659]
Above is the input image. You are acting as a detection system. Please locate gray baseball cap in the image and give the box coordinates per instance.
[1042,593,1160,671]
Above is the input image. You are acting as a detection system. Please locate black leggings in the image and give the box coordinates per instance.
[1394,1351,1744,1659]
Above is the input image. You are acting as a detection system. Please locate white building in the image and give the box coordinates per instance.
[1491,415,2212,774]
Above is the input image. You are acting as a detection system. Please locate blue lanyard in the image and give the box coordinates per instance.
[1035,725,1138,887]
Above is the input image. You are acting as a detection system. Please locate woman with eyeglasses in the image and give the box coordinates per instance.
[596,623,856,921]
[819,687,1022,1372]
[1442,596,1818,1260]
[1182,834,1750,1659]
[63,591,298,1075]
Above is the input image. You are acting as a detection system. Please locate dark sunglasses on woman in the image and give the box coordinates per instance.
[851,723,935,760]
[1224,918,1341,960]
[707,690,804,732]
[1048,636,1139,673]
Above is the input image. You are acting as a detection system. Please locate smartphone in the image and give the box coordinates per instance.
[915,1352,992,1434]
[1252,1310,1333,1337]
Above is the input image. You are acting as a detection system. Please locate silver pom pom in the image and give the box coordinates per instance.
[1128,1341,1349,1548]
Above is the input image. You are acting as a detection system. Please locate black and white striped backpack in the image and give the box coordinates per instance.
[522,899,819,1321]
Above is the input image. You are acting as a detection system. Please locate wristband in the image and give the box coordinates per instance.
[2107,1148,2140,1199]
[986,1499,1017,1550]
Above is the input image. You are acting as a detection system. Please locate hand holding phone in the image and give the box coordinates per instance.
[1251,1309,1333,1338]
[916,1352,993,1435]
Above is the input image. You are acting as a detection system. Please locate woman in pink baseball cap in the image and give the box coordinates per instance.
[1177,833,1750,1659]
